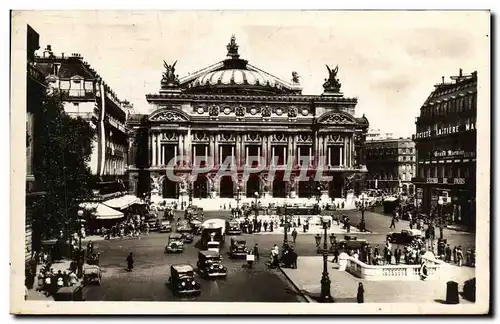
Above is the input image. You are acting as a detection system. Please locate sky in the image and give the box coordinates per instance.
[14,10,489,137]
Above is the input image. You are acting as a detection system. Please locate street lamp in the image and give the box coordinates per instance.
[359,193,367,232]
[254,191,259,221]
[314,219,334,303]
[77,209,84,278]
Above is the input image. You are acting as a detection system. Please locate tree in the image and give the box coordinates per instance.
[32,94,96,243]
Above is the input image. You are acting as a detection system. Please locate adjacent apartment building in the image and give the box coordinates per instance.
[365,135,416,195]
[26,25,46,261]
[35,46,133,200]
[412,69,477,229]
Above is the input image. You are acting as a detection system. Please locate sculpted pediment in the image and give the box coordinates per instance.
[318,113,355,125]
[149,110,190,122]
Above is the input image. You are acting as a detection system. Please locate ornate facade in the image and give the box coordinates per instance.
[127,36,369,202]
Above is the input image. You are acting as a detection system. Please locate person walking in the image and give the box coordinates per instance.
[126,252,134,272]
[389,216,396,229]
[357,283,364,303]
[291,228,298,244]
[457,246,464,267]
[253,243,260,262]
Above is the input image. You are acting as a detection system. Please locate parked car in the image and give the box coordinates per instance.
[165,234,185,253]
[226,220,242,235]
[167,264,201,296]
[386,229,423,245]
[159,221,172,233]
[336,236,369,252]
[229,237,247,258]
[196,250,227,278]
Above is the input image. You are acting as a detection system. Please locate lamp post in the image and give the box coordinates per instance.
[77,209,84,278]
[236,185,241,216]
[314,219,334,303]
[282,205,289,247]
[316,185,321,213]
[188,182,193,206]
[359,193,367,232]
[254,191,259,221]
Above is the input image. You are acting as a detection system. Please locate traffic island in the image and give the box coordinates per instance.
[281,256,476,303]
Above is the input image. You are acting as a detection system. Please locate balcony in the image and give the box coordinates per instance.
[66,111,94,121]
[60,89,95,100]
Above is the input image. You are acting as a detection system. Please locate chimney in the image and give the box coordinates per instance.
[442,76,444,84]
[61,52,64,58]
[459,68,463,77]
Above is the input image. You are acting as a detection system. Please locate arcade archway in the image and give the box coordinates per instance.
[246,175,260,197]
[273,178,286,198]
[163,177,177,198]
[193,175,208,198]
[220,176,234,198]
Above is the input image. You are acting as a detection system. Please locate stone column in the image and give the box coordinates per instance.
[293,135,298,167]
[261,135,267,167]
[185,128,191,167]
[179,133,184,166]
[214,134,219,166]
[236,134,241,167]
[343,137,347,166]
[209,134,214,167]
[267,134,272,166]
[240,134,245,168]
[152,131,157,167]
[339,145,343,167]
[287,136,292,166]
[245,146,249,166]
[317,135,323,166]
[156,132,161,166]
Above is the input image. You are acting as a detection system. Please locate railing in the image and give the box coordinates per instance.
[342,254,444,281]
[66,112,94,120]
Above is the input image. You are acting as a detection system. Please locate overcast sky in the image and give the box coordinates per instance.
[16,10,488,137]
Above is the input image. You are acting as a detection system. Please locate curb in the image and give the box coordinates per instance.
[278,266,315,303]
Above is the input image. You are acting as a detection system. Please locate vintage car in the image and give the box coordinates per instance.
[336,236,369,252]
[190,220,203,235]
[53,285,84,301]
[206,240,221,253]
[229,237,247,258]
[165,234,185,253]
[386,229,423,245]
[146,216,161,232]
[177,220,193,234]
[196,250,227,278]
[226,220,242,235]
[159,221,172,233]
[167,264,201,296]
[181,232,194,244]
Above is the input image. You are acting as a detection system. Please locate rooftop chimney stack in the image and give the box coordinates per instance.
[61,52,64,58]
[442,76,445,84]
[459,68,463,77]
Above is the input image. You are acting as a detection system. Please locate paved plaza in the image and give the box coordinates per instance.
[28,207,475,302]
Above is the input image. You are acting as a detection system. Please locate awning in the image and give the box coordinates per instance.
[103,195,140,210]
[80,202,125,220]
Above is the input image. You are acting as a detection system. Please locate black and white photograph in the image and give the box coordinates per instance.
[10,10,490,314]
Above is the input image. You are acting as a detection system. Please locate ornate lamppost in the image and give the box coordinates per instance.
[314,217,334,303]
[359,192,367,232]
[254,191,259,221]
[77,209,84,278]
[283,205,292,248]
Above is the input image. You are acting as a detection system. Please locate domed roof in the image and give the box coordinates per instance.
[190,68,286,90]
[179,35,301,95]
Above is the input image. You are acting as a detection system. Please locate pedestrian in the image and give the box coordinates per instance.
[263,221,268,232]
[292,228,298,244]
[357,283,364,303]
[389,217,396,229]
[126,252,134,272]
[445,244,452,262]
[253,243,260,262]
[87,241,94,255]
[457,246,464,267]
[453,246,458,264]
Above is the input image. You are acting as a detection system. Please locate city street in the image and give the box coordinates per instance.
[80,207,475,302]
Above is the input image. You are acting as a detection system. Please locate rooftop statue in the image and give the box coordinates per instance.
[161,60,179,88]
[323,64,342,92]
[292,71,300,84]
[226,35,240,59]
